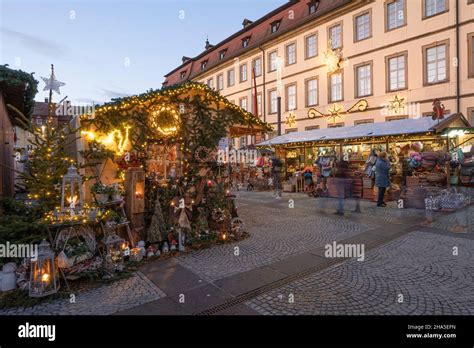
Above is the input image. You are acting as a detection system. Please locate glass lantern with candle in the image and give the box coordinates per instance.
[60,165,84,214]
[103,233,125,271]
[29,240,60,297]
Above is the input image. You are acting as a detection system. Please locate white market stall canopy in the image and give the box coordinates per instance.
[257,113,471,147]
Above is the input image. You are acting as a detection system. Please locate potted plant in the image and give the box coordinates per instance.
[91,182,108,203]
[111,183,124,201]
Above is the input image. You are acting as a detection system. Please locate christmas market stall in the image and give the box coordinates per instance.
[257,113,473,208]
[79,81,270,255]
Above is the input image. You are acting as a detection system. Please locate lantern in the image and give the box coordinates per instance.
[103,234,125,271]
[29,240,60,298]
[60,165,84,213]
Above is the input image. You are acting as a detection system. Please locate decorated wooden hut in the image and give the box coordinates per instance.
[79,82,270,247]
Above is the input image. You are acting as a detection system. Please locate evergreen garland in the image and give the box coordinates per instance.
[0,64,39,120]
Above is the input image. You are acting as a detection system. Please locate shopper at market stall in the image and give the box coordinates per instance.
[375,151,391,207]
[271,154,283,199]
[334,161,351,215]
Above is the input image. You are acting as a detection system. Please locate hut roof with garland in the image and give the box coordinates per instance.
[87,81,271,144]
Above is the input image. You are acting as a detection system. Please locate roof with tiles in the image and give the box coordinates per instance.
[163,0,349,86]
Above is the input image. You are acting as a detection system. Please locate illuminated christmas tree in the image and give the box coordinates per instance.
[20,117,76,212]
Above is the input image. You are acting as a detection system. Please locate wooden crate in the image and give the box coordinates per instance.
[363,188,373,199]
[362,177,373,189]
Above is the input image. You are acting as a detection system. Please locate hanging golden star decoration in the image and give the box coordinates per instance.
[323,40,344,74]
[285,112,297,127]
[327,104,344,123]
[387,95,406,114]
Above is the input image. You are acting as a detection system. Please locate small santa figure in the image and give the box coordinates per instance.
[432,98,445,121]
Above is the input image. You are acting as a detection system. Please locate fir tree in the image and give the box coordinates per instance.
[20,117,77,213]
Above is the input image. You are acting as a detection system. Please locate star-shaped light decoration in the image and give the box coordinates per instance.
[285,112,297,128]
[327,103,344,123]
[388,95,406,114]
[41,71,66,95]
[323,40,343,74]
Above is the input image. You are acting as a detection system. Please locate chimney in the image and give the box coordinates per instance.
[44,97,49,103]
[242,18,253,28]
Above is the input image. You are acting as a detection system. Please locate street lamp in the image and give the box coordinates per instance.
[276,56,283,136]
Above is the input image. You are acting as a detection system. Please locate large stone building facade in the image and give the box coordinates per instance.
[164,0,474,143]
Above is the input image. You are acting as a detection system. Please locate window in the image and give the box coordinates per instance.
[256,93,262,116]
[253,57,262,77]
[468,33,474,78]
[239,97,248,111]
[305,34,318,59]
[424,0,447,18]
[240,63,247,82]
[328,23,342,49]
[239,136,247,148]
[180,71,186,79]
[328,122,344,128]
[354,119,374,125]
[386,52,407,91]
[271,20,281,33]
[386,115,408,121]
[219,49,227,60]
[467,107,474,125]
[217,74,224,91]
[308,1,319,14]
[286,43,296,65]
[201,60,208,70]
[269,51,278,72]
[423,109,450,117]
[354,11,371,42]
[286,84,297,111]
[269,89,278,114]
[207,78,213,89]
[242,36,251,48]
[329,72,343,102]
[227,69,235,87]
[305,78,318,107]
[305,125,320,131]
[423,42,449,85]
[285,128,298,134]
[355,62,372,97]
[386,0,405,31]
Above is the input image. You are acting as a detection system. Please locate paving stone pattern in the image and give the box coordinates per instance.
[0,272,165,315]
[246,231,474,315]
[176,193,376,282]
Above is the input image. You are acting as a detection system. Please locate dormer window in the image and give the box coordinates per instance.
[308,1,319,15]
[201,60,208,70]
[180,71,186,79]
[242,36,251,48]
[219,49,227,60]
[270,20,281,33]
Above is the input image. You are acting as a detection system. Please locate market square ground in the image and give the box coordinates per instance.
[1,190,473,316]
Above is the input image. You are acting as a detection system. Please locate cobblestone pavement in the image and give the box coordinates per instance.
[1,190,471,316]
[0,272,165,315]
[246,231,474,315]
[176,192,380,282]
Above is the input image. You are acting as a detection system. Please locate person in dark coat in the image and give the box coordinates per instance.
[271,155,283,199]
[375,151,391,207]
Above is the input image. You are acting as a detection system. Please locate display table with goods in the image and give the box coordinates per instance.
[257,114,472,207]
